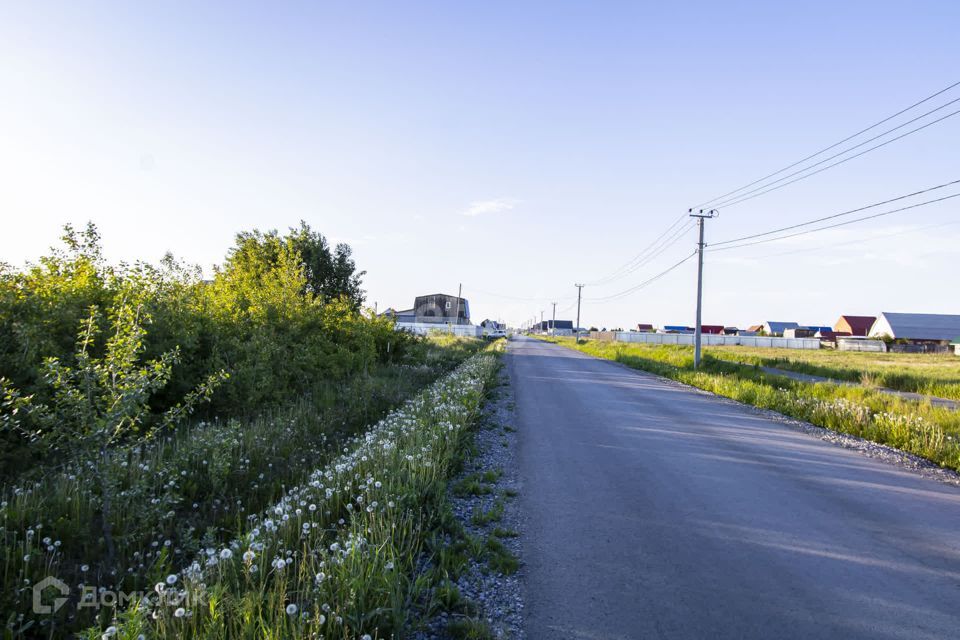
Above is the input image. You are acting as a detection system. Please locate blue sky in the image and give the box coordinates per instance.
[2,1,958,329]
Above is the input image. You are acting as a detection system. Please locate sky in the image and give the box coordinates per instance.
[1,1,958,330]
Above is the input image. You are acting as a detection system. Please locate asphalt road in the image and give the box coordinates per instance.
[510,336,960,640]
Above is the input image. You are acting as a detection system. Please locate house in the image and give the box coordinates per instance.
[817,330,851,342]
[761,321,800,336]
[701,325,725,335]
[952,339,960,356]
[662,325,693,334]
[747,324,764,333]
[784,328,816,339]
[537,319,574,336]
[802,325,834,334]
[869,312,960,344]
[413,293,471,325]
[380,307,415,323]
[723,327,739,335]
[636,323,655,332]
[834,315,876,337]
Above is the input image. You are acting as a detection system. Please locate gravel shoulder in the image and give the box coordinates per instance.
[412,360,526,639]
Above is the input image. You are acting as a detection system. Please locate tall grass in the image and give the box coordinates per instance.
[87,350,500,639]
[548,338,960,472]
[2,339,483,638]
[705,346,960,401]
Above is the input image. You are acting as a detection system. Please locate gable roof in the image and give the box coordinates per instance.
[870,312,960,341]
[836,315,876,335]
[763,321,800,334]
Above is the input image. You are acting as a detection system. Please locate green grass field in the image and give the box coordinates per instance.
[705,346,960,401]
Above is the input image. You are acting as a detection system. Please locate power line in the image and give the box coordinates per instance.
[693,79,960,209]
[709,192,960,253]
[711,178,960,247]
[587,212,690,286]
[712,102,960,209]
[590,218,697,288]
[729,220,959,261]
[587,251,698,302]
[464,285,573,303]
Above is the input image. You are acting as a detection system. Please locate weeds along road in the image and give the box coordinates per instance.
[509,336,960,640]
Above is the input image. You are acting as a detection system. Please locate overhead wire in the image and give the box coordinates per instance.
[708,192,960,253]
[586,212,690,286]
[724,220,959,261]
[693,79,960,209]
[586,251,698,302]
[711,178,960,247]
[712,103,960,209]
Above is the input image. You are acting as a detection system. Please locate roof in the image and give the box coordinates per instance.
[871,312,960,341]
[764,321,800,334]
[836,315,876,334]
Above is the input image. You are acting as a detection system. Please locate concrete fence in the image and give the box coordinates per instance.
[395,322,482,337]
[610,332,821,350]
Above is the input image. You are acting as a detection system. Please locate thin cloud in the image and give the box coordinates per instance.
[461,198,519,217]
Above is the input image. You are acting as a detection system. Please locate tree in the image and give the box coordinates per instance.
[3,303,226,569]
[286,221,365,308]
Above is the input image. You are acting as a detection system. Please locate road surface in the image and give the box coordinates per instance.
[510,336,960,640]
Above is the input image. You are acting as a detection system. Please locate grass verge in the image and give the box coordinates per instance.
[80,346,502,638]
[2,339,484,638]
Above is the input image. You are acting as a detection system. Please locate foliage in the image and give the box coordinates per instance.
[0,222,409,479]
[705,345,960,401]
[85,352,499,639]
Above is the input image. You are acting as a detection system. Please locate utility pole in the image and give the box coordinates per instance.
[454,283,462,326]
[689,208,718,369]
[574,284,584,343]
[540,310,544,334]
[551,302,557,336]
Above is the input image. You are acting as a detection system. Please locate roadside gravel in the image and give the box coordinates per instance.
[413,363,526,639]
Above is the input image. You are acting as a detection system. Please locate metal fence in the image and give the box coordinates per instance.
[395,322,482,337]
[612,332,821,350]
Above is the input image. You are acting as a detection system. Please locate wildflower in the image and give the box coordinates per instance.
[243,550,255,563]
[166,574,178,585]
[174,607,186,618]
[286,603,298,615]
[219,548,233,560]
[81,564,89,572]
[318,614,326,624]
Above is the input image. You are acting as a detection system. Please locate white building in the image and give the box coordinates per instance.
[868,312,960,344]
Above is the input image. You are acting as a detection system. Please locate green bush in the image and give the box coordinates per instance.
[0,222,420,480]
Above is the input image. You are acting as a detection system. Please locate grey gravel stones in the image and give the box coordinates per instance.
[413,365,526,639]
